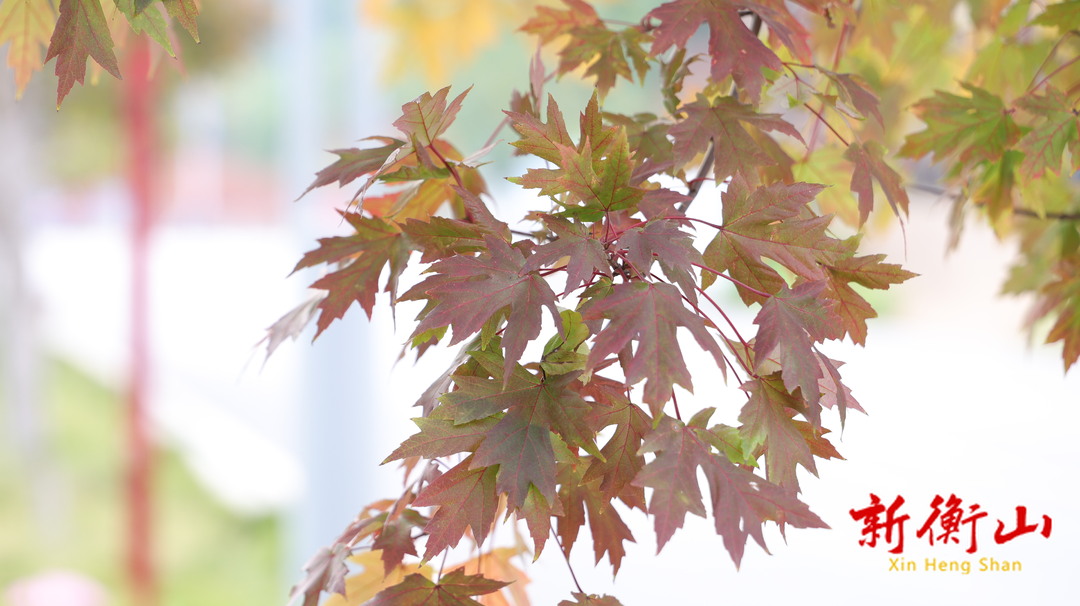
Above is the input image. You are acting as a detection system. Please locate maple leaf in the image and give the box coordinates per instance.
[822,70,883,126]
[0,0,55,99]
[647,0,783,101]
[507,94,575,164]
[448,547,531,606]
[162,0,198,42]
[845,141,911,225]
[368,570,509,606]
[300,138,406,198]
[582,281,725,412]
[413,457,500,560]
[521,0,649,97]
[557,462,636,574]
[400,217,490,263]
[519,0,599,45]
[738,375,818,491]
[322,551,433,606]
[395,85,472,148]
[45,0,121,107]
[115,0,173,57]
[616,219,703,301]
[402,236,560,381]
[669,96,803,185]
[1037,257,1080,370]
[753,282,839,411]
[1032,1,1080,32]
[821,245,916,345]
[900,83,1020,165]
[522,215,611,295]
[435,357,598,509]
[289,542,351,606]
[294,214,413,336]
[634,416,826,564]
[1016,87,1080,179]
[385,417,500,462]
[372,510,427,574]
[817,353,863,428]
[583,400,650,505]
[702,177,844,302]
[558,594,624,606]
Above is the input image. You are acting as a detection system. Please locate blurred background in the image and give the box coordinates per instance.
[1,1,1078,606]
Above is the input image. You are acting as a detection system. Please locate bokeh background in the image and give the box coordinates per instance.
[1,2,1078,605]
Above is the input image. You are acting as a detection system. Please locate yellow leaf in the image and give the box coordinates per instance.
[361,0,529,84]
[0,0,56,98]
[449,547,532,606]
[323,550,434,606]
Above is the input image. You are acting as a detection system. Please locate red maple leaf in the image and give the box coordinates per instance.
[583,281,725,412]
[634,416,826,564]
[752,281,839,409]
[412,457,500,560]
[703,177,845,303]
[523,215,612,295]
[845,141,911,224]
[647,0,784,101]
[45,0,120,107]
[402,236,560,381]
[669,96,803,186]
[294,214,413,337]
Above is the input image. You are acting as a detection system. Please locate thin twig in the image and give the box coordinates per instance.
[552,531,584,594]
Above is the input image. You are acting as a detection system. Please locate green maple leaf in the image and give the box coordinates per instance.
[394,86,472,148]
[162,0,198,42]
[1032,1,1080,32]
[583,281,725,412]
[45,0,120,107]
[1016,87,1080,179]
[507,93,575,164]
[702,177,845,302]
[367,570,508,606]
[402,236,560,382]
[669,96,803,185]
[115,0,173,57]
[294,214,412,336]
[901,83,1020,165]
[412,457,500,559]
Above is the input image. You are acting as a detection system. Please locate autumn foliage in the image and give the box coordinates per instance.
[10,1,1080,605]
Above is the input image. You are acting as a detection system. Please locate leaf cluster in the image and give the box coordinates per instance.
[276,1,919,604]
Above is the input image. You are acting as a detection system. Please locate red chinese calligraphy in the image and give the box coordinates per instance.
[915,494,988,554]
[850,493,910,554]
[994,506,1052,544]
